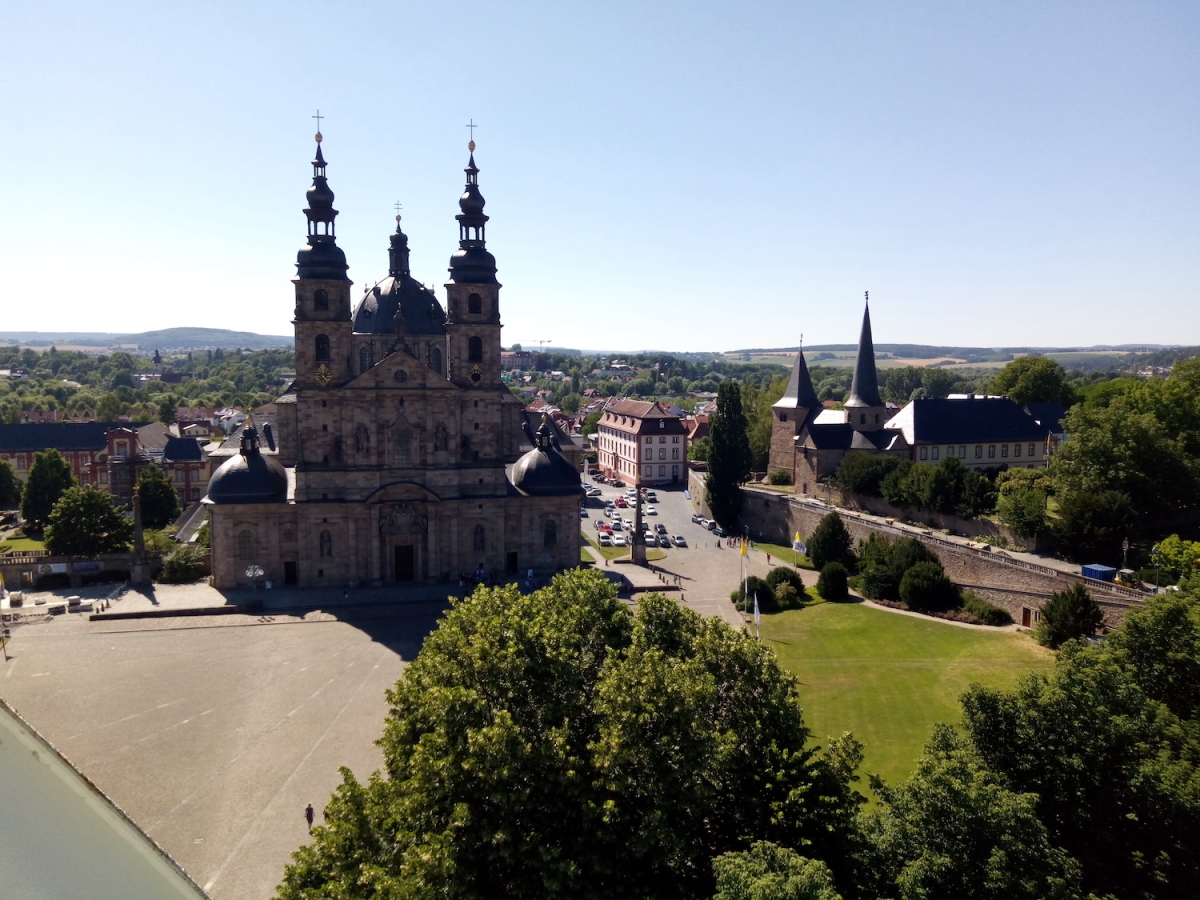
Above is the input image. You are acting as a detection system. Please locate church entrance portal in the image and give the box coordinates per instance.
[506,551,519,575]
[394,545,416,582]
[283,561,298,585]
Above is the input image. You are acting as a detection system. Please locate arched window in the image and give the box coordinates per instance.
[430,346,443,374]
[473,524,486,552]
[543,520,557,549]
[468,337,483,363]
[468,293,482,315]
[314,289,329,310]
[359,345,372,374]
[237,530,254,560]
[315,334,331,361]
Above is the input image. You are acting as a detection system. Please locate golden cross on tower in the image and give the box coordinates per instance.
[466,118,477,151]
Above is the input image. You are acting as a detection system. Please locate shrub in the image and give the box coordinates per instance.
[816,562,849,602]
[899,560,958,611]
[774,582,802,610]
[997,486,1047,538]
[808,513,854,571]
[961,591,1012,626]
[767,468,792,486]
[1035,583,1104,649]
[732,575,775,613]
[159,545,207,584]
[766,566,805,595]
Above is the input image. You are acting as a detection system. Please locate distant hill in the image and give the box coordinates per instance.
[0,328,293,351]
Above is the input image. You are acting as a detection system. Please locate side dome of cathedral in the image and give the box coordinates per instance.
[206,424,287,504]
[512,418,584,497]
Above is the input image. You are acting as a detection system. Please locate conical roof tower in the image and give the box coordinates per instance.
[846,299,882,409]
[773,347,820,415]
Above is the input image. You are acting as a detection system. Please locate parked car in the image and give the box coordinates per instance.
[611,521,623,532]
[672,534,687,547]
[598,534,613,547]
[655,534,670,548]
[580,508,588,518]
[644,490,658,502]
[714,526,728,538]
[604,507,613,518]
[615,497,629,508]
[645,506,657,515]
[705,520,716,531]
[691,513,703,524]
[655,523,668,535]
[612,535,628,548]
[593,473,606,482]
[600,523,613,535]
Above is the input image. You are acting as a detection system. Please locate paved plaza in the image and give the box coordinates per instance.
[0,482,790,899]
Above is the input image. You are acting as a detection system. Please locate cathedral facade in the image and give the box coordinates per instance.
[203,135,582,589]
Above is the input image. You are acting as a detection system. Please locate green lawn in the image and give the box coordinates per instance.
[761,602,1053,791]
[751,542,814,569]
[0,536,45,553]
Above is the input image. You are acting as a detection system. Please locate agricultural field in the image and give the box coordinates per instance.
[761,601,1054,792]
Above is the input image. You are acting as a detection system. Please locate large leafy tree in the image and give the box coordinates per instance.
[706,381,752,527]
[860,725,1081,900]
[996,485,1046,538]
[807,512,854,571]
[961,594,1200,900]
[1052,489,1136,565]
[276,571,864,900]
[988,356,1077,406]
[0,458,20,507]
[135,464,181,529]
[44,486,133,557]
[712,842,841,900]
[19,448,76,533]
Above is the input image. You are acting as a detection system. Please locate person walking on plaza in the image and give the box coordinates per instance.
[305,803,315,833]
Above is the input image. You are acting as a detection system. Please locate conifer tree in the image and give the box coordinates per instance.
[136,464,181,530]
[706,382,751,527]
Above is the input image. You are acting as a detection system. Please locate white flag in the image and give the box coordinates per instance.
[754,595,760,627]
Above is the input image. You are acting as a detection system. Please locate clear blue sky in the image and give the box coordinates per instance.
[4,1,1197,351]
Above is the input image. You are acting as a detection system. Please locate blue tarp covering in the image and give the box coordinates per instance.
[1082,564,1117,582]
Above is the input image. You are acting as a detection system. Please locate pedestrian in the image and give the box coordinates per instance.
[305,803,314,833]
[767,554,771,565]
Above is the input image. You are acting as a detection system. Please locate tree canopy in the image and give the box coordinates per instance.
[706,382,753,527]
[988,356,1077,405]
[19,448,76,533]
[135,464,181,530]
[276,570,864,900]
[0,458,20,507]
[44,486,133,557]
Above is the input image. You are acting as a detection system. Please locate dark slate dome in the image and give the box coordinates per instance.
[353,275,447,336]
[296,241,348,280]
[512,419,583,497]
[448,246,498,284]
[206,426,287,504]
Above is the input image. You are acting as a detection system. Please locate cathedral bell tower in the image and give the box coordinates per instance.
[845,297,886,431]
[293,129,353,390]
[444,139,501,389]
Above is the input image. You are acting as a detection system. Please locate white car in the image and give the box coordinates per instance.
[672,535,687,547]
[612,535,628,548]
[644,490,658,502]
[645,506,657,515]
[598,534,613,547]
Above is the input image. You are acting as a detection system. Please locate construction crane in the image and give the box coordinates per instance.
[534,340,553,351]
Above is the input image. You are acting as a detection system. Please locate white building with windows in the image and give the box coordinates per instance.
[596,399,688,486]
[884,396,1055,470]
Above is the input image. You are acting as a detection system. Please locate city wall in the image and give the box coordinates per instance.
[687,469,1143,628]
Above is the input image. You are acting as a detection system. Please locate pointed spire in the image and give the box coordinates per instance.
[296,131,349,281]
[448,136,498,284]
[846,297,882,408]
[773,347,820,412]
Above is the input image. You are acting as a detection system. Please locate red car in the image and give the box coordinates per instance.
[614,497,629,508]
[600,523,613,535]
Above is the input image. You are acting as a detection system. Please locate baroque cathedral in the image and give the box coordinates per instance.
[203,133,582,589]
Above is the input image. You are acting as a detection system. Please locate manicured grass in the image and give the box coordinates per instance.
[761,601,1054,791]
[751,542,815,569]
[0,536,45,553]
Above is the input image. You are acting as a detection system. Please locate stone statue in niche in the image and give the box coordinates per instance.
[356,425,370,454]
[434,425,449,452]
[319,530,332,557]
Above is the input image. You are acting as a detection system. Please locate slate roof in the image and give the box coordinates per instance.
[773,350,820,411]
[886,398,1052,445]
[804,424,906,452]
[0,422,119,453]
[602,400,688,435]
[163,436,204,462]
[1024,402,1067,432]
[352,274,447,336]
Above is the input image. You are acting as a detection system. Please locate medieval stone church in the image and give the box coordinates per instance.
[203,134,582,589]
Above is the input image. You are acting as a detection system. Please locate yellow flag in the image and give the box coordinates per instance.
[794,531,802,544]
[740,539,748,556]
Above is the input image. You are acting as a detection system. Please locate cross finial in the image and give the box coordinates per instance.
[312,109,324,142]
[394,200,402,221]
[865,290,869,304]
[466,118,477,152]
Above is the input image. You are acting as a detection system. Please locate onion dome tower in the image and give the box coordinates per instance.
[511,416,584,497]
[445,133,502,389]
[293,126,353,392]
[845,297,886,431]
[205,420,287,504]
